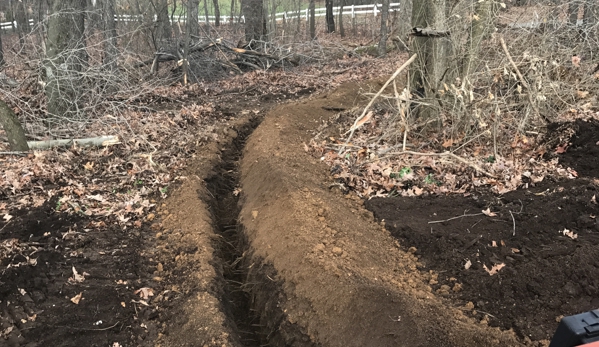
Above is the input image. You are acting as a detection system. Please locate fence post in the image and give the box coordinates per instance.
[305,8,308,21]
[373,3,378,17]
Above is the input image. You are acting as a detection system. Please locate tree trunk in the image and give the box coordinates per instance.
[15,0,30,47]
[378,0,389,56]
[339,0,345,37]
[309,0,316,39]
[155,0,172,45]
[462,0,496,78]
[243,0,265,42]
[0,25,4,67]
[102,0,118,74]
[230,0,235,22]
[45,0,86,119]
[397,0,412,46]
[213,0,221,26]
[326,0,335,33]
[0,100,29,151]
[409,0,451,122]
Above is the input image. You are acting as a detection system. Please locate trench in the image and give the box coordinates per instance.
[204,118,265,346]
[203,116,317,347]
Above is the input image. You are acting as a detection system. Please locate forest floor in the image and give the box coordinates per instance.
[2,43,599,347]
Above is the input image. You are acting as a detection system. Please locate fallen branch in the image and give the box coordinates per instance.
[340,54,417,154]
[381,150,497,178]
[27,136,120,150]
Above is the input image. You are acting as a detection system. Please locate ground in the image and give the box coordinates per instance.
[2,56,599,346]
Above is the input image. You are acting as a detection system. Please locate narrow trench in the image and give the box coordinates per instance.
[204,118,264,347]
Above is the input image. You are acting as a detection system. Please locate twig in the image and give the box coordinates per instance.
[429,212,484,224]
[339,54,417,154]
[509,210,516,236]
[499,36,549,124]
[51,321,120,331]
[381,150,497,178]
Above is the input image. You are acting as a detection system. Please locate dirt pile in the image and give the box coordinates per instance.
[238,81,526,346]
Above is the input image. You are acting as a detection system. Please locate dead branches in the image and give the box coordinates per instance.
[146,38,298,77]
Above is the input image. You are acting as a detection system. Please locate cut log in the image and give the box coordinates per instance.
[27,136,120,150]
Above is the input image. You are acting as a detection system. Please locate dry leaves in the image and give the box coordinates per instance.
[559,228,578,240]
[483,263,506,276]
[70,292,83,304]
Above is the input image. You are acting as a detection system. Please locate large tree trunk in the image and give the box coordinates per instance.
[409,0,451,122]
[154,0,172,45]
[325,0,335,33]
[309,0,316,39]
[102,0,118,74]
[213,0,221,26]
[243,0,265,42]
[378,0,390,56]
[45,0,86,119]
[0,100,29,151]
[462,0,496,78]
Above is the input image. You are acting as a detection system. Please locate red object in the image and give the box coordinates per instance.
[582,342,599,347]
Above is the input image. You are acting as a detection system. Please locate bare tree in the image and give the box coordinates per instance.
[243,0,266,42]
[45,0,86,119]
[14,0,30,47]
[309,0,316,39]
[339,0,345,37]
[213,0,221,26]
[102,0,118,74]
[153,0,172,46]
[0,25,4,67]
[326,0,335,33]
[378,0,390,56]
[410,0,451,121]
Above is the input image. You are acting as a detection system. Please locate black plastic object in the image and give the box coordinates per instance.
[549,309,599,347]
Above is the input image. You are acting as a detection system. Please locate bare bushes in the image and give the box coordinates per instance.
[381,1,599,153]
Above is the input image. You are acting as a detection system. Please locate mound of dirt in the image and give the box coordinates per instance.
[238,81,526,347]
[366,179,599,341]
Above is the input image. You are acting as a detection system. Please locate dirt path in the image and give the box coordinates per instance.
[237,82,526,346]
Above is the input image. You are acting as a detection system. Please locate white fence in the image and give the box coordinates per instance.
[0,3,400,30]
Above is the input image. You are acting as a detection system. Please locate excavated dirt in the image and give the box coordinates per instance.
[238,81,528,347]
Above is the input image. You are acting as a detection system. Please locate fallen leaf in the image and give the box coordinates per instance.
[134,287,154,300]
[442,139,454,148]
[83,162,95,170]
[68,266,88,284]
[592,195,597,205]
[555,144,568,154]
[70,292,83,304]
[482,208,497,217]
[491,241,497,247]
[483,263,505,276]
[251,210,259,219]
[3,214,13,221]
[464,259,472,270]
[559,228,578,240]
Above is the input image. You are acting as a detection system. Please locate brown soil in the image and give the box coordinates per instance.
[0,198,160,346]
[5,74,595,347]
[238,81,527,346]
